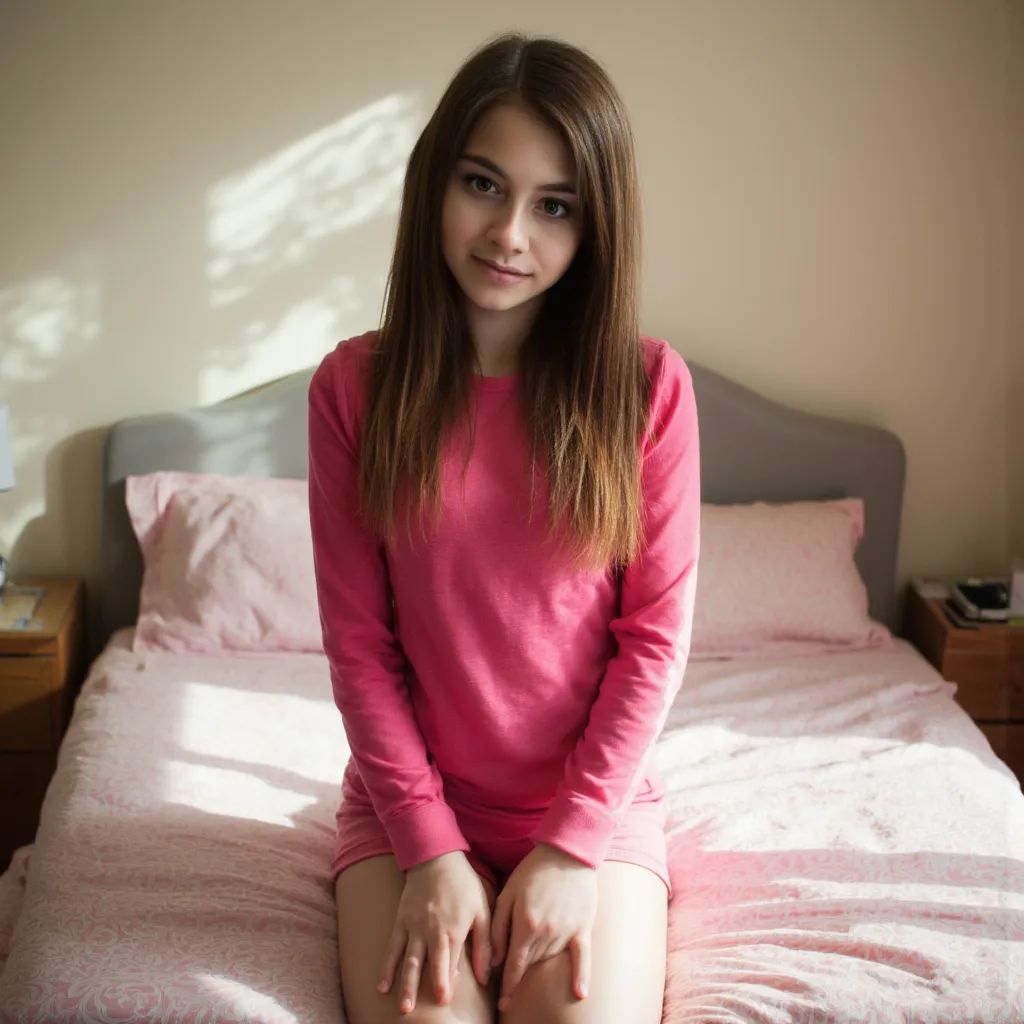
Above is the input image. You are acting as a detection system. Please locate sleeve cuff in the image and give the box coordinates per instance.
[529,793,619,870]
[386,801,470,872]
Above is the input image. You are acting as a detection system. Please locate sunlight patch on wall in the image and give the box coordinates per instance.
[0,269,98,559]
[198,276,361,404]
[206,92,420,310]
[0,270,101,384]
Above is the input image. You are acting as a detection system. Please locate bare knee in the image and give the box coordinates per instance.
[383,1005,485,1024]
[497,861,667,1024]
[336,855,494,1024]
[500,951,594,1024]
[500,947,664,1024]
[499,951,575,1023]
[355,1011,474,1024]
[345,988,492,1024]
[343,966,495,1024]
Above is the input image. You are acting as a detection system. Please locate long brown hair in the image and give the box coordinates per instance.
[361,33,650,570]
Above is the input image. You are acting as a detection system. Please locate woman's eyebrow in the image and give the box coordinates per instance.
[459,152,577,195]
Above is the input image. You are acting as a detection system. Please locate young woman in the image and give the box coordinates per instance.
[308,32,700,1024]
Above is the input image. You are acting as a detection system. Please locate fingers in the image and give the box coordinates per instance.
[397,937,426,1015]
[569,933,591,1000]
[450,932,462,993]
[431,931,451,1005]
[490,891,511,968]
[497,933,589,1012]
[378,924,406,995]
[382,930,469,1011]
[471,912,492,987]
[497,917,534,1013]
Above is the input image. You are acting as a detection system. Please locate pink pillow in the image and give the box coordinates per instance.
[690,498,892,660]
[126,472,322,655]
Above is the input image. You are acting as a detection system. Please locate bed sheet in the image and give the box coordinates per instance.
[0,635,1020,1022]
[0,848,30,977]
[660,641,1024,1023]
[0,630,348,1024]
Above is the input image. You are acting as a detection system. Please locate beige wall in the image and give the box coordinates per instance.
[1009,0,1024,561]
[0,1,1020,608]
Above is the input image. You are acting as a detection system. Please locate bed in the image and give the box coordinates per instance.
[0,351,1021,1023]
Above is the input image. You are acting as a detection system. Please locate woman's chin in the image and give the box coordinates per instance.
[463,285,541,316]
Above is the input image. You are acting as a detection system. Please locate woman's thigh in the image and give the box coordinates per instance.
[499,860,668,1024]
[335,854,496,1024]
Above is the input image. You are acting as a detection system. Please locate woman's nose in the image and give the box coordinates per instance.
[487,202,528,254]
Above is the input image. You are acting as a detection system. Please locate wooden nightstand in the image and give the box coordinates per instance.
[903,585,1024,783]
[0,578,86,869]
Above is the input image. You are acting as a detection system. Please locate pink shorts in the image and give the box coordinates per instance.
[332,776,671,896]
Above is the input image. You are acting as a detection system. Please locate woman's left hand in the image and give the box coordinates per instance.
[489,843,598,1012]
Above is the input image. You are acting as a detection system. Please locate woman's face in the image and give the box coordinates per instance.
[441,102,583,319]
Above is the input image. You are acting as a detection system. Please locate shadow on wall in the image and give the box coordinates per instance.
[13,366,318,660]
[9,425,105,594]
[0,90,422,633]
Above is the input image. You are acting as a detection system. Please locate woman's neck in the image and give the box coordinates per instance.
[465,296,542,376]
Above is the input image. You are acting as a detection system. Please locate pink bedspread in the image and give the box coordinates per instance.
[0,633,1021,1022]
[661,641,1024,1023]
[0,630,348,1024]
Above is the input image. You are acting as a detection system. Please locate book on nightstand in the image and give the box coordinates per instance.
[0,584,46,631]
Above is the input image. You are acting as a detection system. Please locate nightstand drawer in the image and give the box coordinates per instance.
[977,724,1024,782]
[0,751,56,863]
[1012,654,1024,711]
[943,652,1022,719]
[0,657,56,752]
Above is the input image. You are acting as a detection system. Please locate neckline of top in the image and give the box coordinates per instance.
[472,372,519,392]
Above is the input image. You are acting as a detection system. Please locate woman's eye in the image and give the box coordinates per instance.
[542,198,570,218]
[465,174,498,194]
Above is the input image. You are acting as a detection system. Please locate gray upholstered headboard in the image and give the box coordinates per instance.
[101,360,905,648]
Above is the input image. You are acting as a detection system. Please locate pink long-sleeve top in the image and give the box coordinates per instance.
[308,331,700,873]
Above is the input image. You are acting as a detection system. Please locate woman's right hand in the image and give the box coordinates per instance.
[379,850,493,1014]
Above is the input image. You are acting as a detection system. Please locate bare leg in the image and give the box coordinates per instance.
[498,861,667,1024]
[335,855,497,1024]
